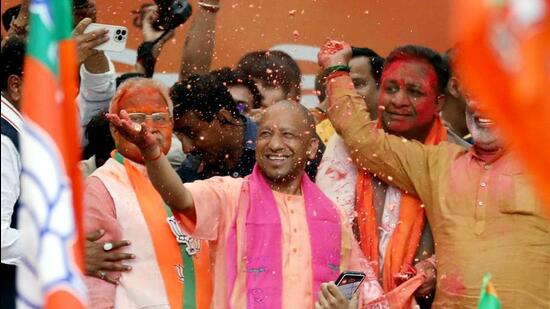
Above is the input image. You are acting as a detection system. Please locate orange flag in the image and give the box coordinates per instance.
[452,0,550,208]
[17,0,87,307]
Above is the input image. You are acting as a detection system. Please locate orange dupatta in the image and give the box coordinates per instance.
[117,153,213,309]
[355,117,447,295]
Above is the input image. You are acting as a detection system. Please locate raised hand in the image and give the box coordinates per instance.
[318,40,353,69]
[106,110,158,151]
[141,6,176,58]
[72,17,108,64]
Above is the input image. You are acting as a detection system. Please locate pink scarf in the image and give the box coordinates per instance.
[227,165,342,308]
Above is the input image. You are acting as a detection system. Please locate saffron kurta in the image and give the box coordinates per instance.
[327,74,550,308]
[181,176,384,309]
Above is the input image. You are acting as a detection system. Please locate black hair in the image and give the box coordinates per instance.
[210,67,263,109]
[2,5,21,31]
[82,110,115,167]
[442,46,459,77]
[116,72,147,89]
[1,35,26,91]
[351,46,385,87]
[170,74,239,122]
[237,50,301,98]
[384,45,449,94]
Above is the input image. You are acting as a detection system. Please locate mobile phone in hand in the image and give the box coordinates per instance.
[335,271,366,300]
[83,23,128,52]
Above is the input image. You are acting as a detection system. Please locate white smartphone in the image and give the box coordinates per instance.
[83,23,128,52]
[335,271,366,300]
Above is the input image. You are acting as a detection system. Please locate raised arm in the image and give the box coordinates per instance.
[105,111,196,221]
[318,41,439,199]
[178,0,220,81]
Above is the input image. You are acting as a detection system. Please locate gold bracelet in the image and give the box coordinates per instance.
[197,1,220,13]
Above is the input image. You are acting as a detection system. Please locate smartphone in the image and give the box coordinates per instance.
[83,23,128,52]
[335,271,366,300]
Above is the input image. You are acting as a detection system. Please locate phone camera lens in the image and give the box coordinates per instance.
[117,35,123,41]
[116,29,121,35]
[121,30,127,35]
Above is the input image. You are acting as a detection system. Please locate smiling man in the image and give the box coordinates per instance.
[107,100,386,308]
[321,45,457,307]
[84,78,212,308]
[320,41,550,308]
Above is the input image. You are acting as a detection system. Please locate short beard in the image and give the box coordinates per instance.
[465,109,501,150]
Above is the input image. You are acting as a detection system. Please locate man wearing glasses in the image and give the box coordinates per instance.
[82,78,212,308]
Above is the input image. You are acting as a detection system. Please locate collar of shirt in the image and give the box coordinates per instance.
[468,145,507,165]
[1,95,24,134]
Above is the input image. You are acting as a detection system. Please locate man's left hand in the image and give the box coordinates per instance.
[315,282,350,309]
[414,259,437,298]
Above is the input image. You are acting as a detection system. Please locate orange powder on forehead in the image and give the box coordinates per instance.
[111,85,164,114]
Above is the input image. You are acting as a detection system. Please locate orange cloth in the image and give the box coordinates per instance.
[328,74,550,308]
[356,117,447,297]
[123,158,212,309]
[452,0,550,208]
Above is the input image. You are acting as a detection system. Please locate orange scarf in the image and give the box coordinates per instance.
[355,117,447,294]
[116,153,212,309]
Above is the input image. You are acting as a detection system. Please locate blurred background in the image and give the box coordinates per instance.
[1,0,452,107]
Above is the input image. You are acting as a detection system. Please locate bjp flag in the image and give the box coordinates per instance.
[452,0,550,207]
[478,273,501,309]
[16,0,87,307]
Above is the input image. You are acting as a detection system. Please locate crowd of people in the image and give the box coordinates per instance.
[1,0,549,308]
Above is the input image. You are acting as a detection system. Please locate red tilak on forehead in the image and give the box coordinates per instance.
[382,57,438,88]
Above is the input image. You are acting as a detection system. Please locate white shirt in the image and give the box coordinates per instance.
[1,95,23,265]
[78,57,116,146]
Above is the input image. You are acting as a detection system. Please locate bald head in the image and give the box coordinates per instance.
[261,100,316,134]
[256,100,320,188]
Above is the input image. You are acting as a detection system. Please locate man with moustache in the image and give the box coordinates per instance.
[83,78,212,308]
[318,45,467,308]
[319,41,549,308]
[107,100,386,308]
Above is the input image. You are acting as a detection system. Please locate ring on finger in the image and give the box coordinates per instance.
[103,242,114,251]
[98,270,106,280]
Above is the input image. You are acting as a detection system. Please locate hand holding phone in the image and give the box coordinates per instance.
[83,23,128,52]
[335,271,366,300]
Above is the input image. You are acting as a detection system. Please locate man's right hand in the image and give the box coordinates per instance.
[106,110,159,151]
[318,40,352,69]
[72,17,108,64]
[85,229,135,284]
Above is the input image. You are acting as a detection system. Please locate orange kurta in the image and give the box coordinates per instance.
[327,74,550,308]
[181,176,384,309]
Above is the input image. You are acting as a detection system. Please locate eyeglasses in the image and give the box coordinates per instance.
[127,112,172,127]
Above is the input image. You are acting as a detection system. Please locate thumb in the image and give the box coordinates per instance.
[73,17,92,35]
[85,229,105,241]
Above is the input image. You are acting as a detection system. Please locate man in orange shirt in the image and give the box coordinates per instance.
[107,100,386,308]
[319,41,549,308]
